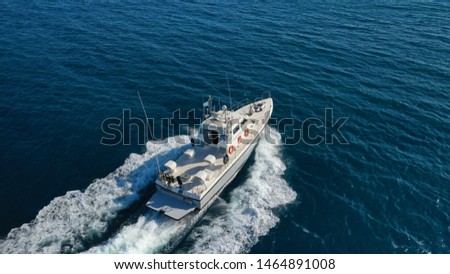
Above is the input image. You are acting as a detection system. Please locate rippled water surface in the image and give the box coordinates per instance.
[0,1,449,253]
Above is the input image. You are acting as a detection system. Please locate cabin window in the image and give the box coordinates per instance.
[210,131,219,144]
[232,125,240,135]
[204,130,219,145]
[240,118,247,126]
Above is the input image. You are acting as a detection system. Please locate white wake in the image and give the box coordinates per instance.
[88,128,297,254]
[183,129,297,253]
[87,212,189,253]
[0,136,190,254]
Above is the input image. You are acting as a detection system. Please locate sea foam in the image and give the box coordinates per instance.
[88,128,296,254]
[183,129,297,253]
[0,136,190,254]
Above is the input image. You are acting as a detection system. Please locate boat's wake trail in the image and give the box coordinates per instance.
[88,128,296,254]
[181,129,297,253]
[0,136,190,254]
[87,211,189,253]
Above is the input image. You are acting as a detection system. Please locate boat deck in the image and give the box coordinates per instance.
[156,98,272,198]
[147,97,273,220]
[174,145,227,194]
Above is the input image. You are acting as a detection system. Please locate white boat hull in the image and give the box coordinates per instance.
[147,130,262,220]
[146,96,272,220]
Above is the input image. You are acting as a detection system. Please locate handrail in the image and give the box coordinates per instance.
[254,91,272,102]
[231,98,249,111]
[205,91,271,113]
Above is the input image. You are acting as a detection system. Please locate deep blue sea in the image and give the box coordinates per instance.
[0,1,449,254]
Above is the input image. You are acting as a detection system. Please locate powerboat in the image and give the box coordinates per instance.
[146,94,273,220]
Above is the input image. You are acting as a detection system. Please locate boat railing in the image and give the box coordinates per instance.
[233,92,271,110]
[254,91,271,102]
[231,98,249,111]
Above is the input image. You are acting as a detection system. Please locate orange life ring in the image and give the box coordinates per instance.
[228,145,235,154]
[244,128,249,137]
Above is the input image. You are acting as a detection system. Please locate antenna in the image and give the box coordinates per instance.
[137,91,161,174]
[226,73,232,110]
[202,96,205,119]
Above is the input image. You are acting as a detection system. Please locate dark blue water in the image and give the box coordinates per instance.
[0,1,449,253]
